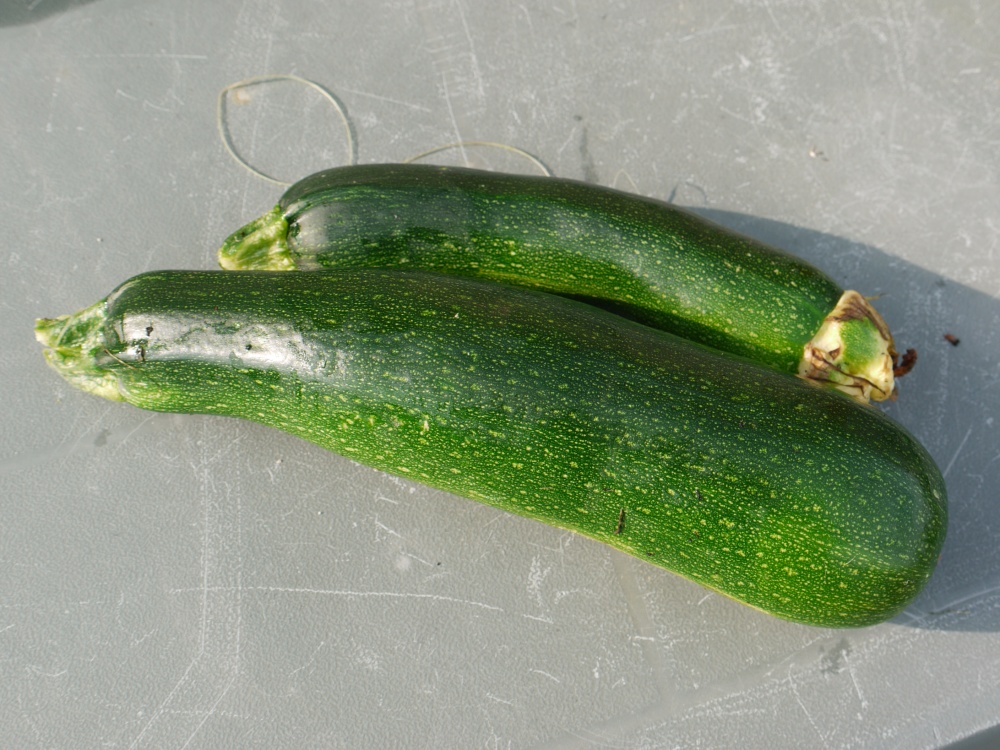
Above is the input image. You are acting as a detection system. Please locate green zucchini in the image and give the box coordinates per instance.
[36,269,945,627]
[218,163,898,403]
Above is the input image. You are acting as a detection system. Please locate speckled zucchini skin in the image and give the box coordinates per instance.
[35,269,946,627]
[219,163,846,375]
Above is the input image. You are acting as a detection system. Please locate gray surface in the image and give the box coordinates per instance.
[2,1,998,748]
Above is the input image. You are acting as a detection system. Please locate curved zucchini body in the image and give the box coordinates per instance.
[36,269,945,627]
[218,163,897,402]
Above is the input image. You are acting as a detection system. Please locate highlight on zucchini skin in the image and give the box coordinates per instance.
[36,269,947,628]
[218,163,898,403]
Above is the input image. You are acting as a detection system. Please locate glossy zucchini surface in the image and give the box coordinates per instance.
[37,269,945,627]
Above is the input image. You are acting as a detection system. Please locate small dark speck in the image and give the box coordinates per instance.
[245,344,253,350]
[944,333,960,346]
[146,326,154,336]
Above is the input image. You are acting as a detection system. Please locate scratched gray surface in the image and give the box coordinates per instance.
[1,1,999,748]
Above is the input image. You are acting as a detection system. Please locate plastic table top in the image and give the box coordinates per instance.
[2,1,999,748]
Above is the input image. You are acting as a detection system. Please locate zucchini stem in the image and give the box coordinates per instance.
[798,290,897,403]
[217,205,296,271]
[34,299,124,402]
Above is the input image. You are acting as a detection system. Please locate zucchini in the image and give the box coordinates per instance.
[35,269,946,627]
[218,163,898,403]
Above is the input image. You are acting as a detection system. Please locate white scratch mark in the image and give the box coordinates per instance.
[400,550,435,567]
[606,548,679,706]
[439,72,468,166]
[26,665,67,678]
[844,652,868,710]
[177,674,238,750]
[942,426,973,477]
[760,0,787,40]
[128,660,199,749]
[516,4,534,32]
[78,53,209,60]
[118,413,163,446]
[18,694,47,747]
[788,664,830,748]
[336,87,432,112]
[929,583,1000,615]
[555,124,579,157]
[526,555,551,609]
[288,641,326,680]
[452,0,485,101]
[374,517,403,541]
[530,669,561,683]
[169,585,504,612]
[142,99,174,113]
[130,429,243,749]
[522,613,554,624]
[44,74,61,134]
[678,22,738,44]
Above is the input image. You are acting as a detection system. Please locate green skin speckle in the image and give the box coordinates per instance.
[35,269,946,627]
[218,164,897,401]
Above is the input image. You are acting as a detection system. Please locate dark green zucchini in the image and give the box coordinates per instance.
[36,269,946,627]
[218,163,898,403]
